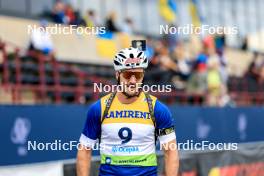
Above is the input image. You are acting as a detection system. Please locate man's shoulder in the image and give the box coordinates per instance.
[145,93,166,108]
[90,93,115,113]
[147,93,157,101]
[99,93,114,109]
[143,92,157,105]
[87,98,102,113]
[152,96,170,114]
[151,96,173,129]
[101,93,113,101]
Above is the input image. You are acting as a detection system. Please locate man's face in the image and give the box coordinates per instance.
[116,68,144,97]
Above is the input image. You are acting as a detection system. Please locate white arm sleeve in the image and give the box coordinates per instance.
[158,132,176,145]
[79,134,97,148]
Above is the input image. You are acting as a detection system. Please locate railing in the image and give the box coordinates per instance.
[0,41,264,105]
[0,41,112,104]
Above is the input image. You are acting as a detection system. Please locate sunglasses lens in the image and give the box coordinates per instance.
[134,72,143,79]
[122,72,143,79]
[122,72,131,79]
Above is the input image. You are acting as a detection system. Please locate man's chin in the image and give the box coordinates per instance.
[123,91,139,98]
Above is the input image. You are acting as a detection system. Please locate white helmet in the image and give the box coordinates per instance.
[113,47,148,71]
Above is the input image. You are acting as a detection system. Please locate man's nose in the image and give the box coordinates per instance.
[129,75,137,84]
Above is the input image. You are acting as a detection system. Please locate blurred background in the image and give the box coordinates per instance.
[0,0,264,176]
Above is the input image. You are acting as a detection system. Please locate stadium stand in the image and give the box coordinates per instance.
[0,14,264,106]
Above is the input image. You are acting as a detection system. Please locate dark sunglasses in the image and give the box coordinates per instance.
[121,71,144,79]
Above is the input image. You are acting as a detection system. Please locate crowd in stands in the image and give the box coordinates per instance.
[242,52,264,92]
[11,0,263,106]
[145,32,232,106]
[43,0,134,34]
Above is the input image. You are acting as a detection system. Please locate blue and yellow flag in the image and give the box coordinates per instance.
[96,32,117,59]
[159,0,177,23]
[189,0,201,27]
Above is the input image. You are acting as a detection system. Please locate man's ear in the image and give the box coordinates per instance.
[115,71,120,80]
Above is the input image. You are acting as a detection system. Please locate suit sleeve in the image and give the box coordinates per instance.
[79,100,101,148]
[154,100,176,145]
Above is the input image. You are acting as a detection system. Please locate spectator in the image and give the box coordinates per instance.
[186,53,208,95]
[52,0,66,24]
[206,36,228,83]
[186,36,215,95]
[158,45,177,72]
[64,4,76,25]
[206,57,222,106]
[84,10,99,27]
[186,67,207,95]
[244,52,259,79]
[171,43,191,89]
[241,36,248,51]
[28,20,54,56]
[121,18,135,34]
[213,33,228,84]
[105,12,120,32]
[214,29,226,55]
[244,58,264,92]
[147,42,177,84]
[73,11,86,26]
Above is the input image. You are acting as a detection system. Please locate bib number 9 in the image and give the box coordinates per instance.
[118,127,132,144]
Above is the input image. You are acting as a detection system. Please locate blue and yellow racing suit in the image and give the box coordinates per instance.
[79,92,176,176]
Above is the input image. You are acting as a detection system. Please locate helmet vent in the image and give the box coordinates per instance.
[143,58,147,63]
[129,53,134,58]
[114,60,122,65]
[137,52,143,57]
[118,54,126,59]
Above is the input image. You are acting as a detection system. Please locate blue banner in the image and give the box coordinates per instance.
[170,107,264,143]
[0,105,263,166]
